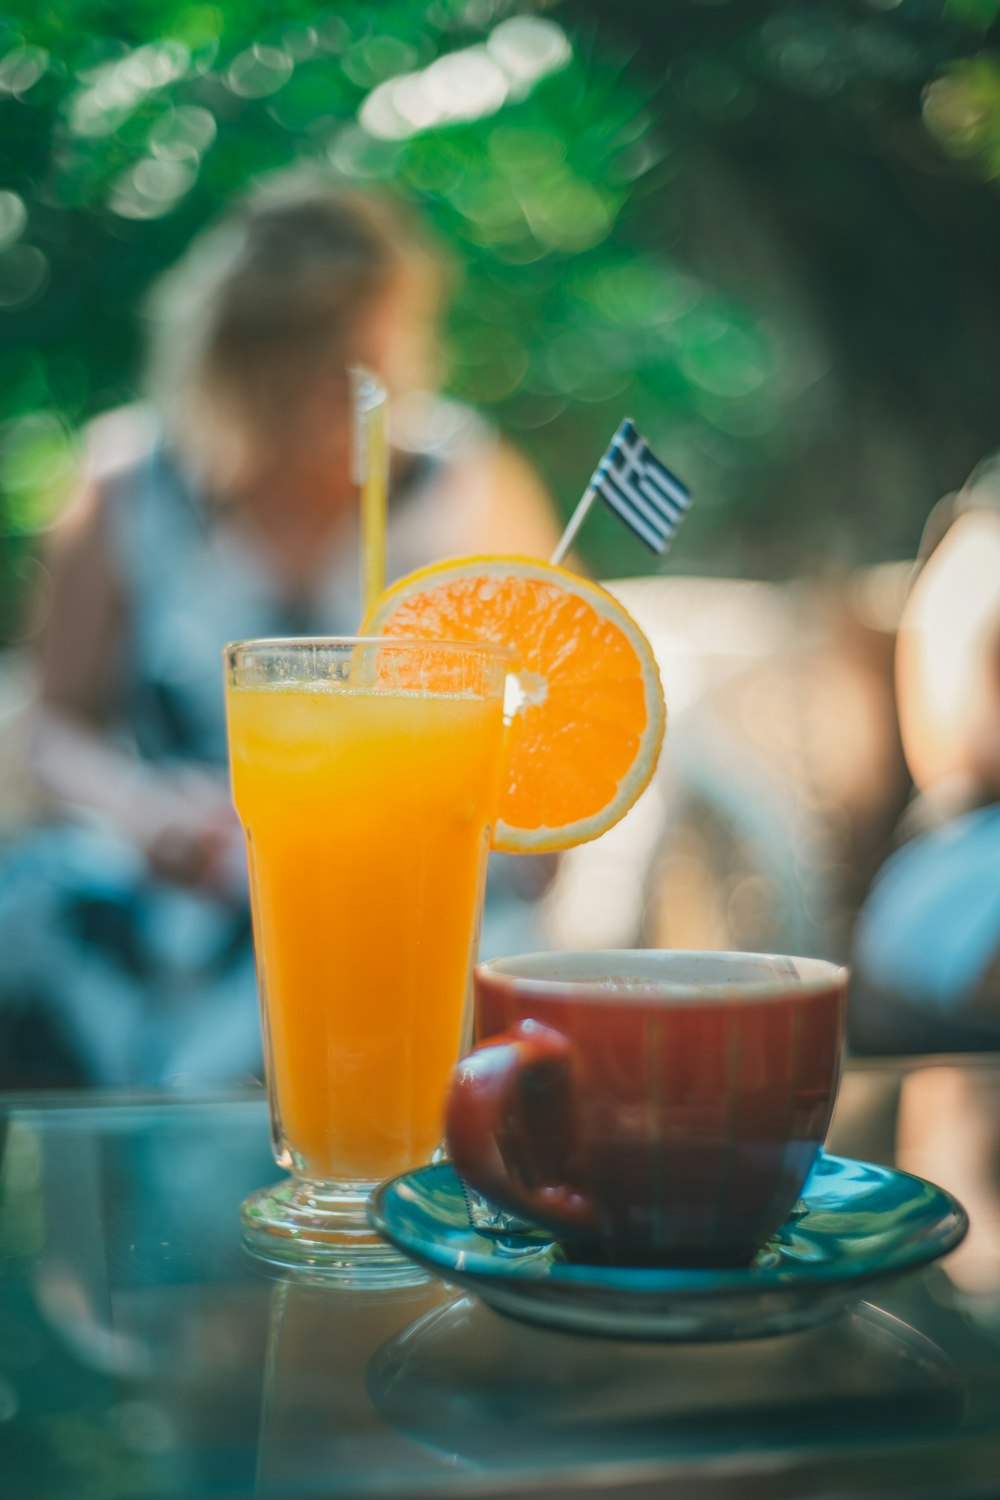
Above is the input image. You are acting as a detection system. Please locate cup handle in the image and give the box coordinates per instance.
[444,1019,601,1236]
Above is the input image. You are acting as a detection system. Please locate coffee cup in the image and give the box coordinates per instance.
[445,950,846,1267]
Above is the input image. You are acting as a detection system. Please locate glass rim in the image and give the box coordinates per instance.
[224,635,514,661]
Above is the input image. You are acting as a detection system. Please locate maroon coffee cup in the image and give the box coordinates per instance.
[445,950,847,1267]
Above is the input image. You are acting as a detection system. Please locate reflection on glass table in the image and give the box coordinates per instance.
[1,1060,1000,1500]
[367,1294,962,1469]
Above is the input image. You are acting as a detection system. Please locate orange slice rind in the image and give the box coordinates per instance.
[362,556,665,853]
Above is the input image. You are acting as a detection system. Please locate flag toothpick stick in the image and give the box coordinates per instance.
[549,488,598,566]
[352,366,390,619]
[550,418,692,566]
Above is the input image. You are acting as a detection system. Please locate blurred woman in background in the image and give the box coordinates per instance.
[0,173,559,1088]
[851,459,1000,1052]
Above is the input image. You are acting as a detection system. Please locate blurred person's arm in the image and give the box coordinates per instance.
[404,416,566,563]
[968,607,1000,800]
[32,474,239,892]
[896,507,1000,800]
[475,439,566,560]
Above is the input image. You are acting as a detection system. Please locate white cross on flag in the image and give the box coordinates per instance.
[589,418,691,554]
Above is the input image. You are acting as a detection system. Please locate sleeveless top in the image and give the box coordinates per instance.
[100,400,498,768]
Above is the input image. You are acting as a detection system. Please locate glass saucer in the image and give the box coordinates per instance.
[367,1155,967,1341]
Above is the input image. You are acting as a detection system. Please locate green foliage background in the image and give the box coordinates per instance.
[2,0,1000,641]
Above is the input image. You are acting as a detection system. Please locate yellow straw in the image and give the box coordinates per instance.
[351,366,390,621]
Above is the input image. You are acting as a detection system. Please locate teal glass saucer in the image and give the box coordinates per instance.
[367,1155,967,1342]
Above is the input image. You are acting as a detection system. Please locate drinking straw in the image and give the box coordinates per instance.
[351,366,390,618]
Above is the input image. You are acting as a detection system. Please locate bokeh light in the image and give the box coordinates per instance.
[2,0,1000,635]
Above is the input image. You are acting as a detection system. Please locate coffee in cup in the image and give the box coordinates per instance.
[445,950,846,1267]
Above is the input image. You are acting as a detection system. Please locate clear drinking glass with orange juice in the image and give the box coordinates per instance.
[225,637,509,1279]
[227,557,665,1281]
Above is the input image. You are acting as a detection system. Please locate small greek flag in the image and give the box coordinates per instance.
[589,419,691,554]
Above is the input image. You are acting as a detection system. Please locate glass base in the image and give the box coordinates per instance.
[241,1177,431,1287]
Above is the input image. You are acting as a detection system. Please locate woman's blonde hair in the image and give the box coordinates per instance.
[145,172,442,480]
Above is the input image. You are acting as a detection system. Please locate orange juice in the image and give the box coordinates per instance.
[227,674,506,1183]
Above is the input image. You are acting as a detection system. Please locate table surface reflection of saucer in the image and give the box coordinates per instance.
[367,1154,968,1341]
[367,1294,964,1468]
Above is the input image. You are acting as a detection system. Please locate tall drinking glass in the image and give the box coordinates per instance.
[224,638,509,1282]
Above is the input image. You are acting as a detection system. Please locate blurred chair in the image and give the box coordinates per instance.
[545,569,910,967]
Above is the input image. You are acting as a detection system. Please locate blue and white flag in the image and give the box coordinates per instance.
[588,418,691,554]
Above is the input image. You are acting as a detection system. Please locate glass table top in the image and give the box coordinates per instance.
[2,1058,1000,1499]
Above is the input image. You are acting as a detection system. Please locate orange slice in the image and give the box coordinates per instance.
[362,556,665,852]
